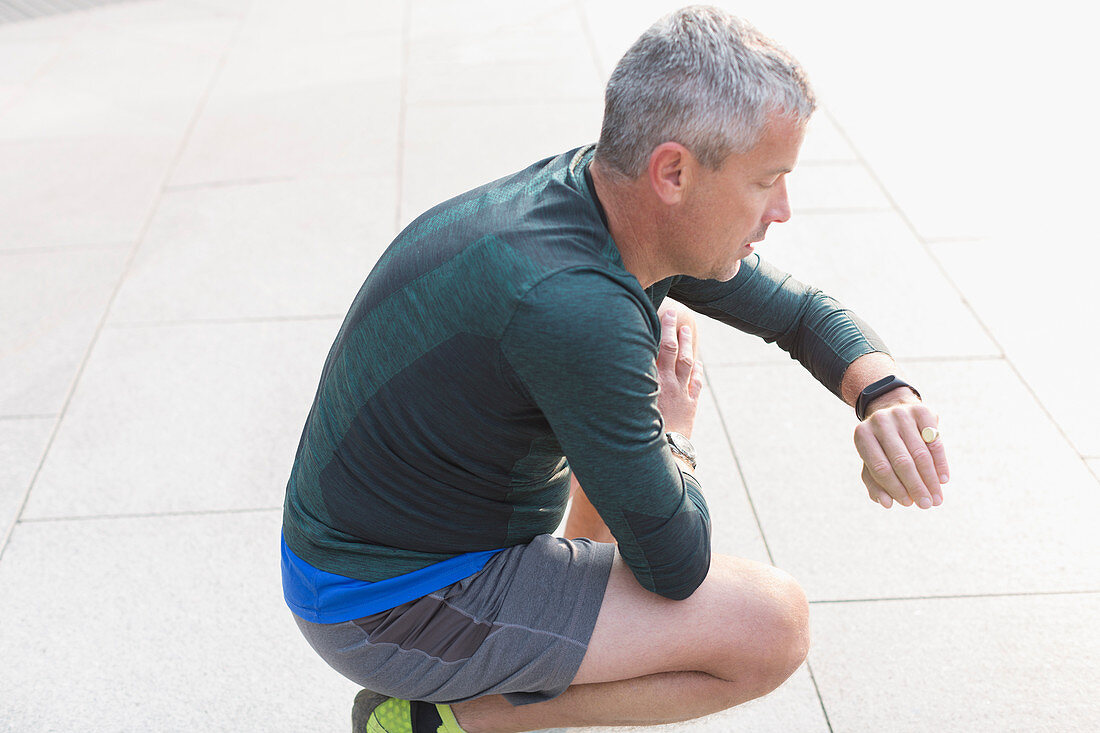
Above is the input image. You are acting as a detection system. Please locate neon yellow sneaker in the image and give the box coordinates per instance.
[352,691,466,733]
[351,690,388,732]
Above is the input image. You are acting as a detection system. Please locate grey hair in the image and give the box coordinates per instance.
[594,6,816,179]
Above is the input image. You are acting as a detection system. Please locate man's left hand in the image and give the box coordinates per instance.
[853,390,949,509]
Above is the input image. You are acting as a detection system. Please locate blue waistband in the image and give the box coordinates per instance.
[281,535,502,624]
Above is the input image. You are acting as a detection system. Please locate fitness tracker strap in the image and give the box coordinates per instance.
[855,375,921,421]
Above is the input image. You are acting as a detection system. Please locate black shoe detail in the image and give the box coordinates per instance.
[411,700,443,733]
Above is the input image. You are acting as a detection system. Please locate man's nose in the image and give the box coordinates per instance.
[768,178,792,224]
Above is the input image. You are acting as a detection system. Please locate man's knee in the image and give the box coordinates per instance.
[750,565,810,689]
[708,559,810,696]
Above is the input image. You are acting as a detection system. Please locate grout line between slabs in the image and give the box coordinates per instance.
[0,241,131,256]
[163,174,299,192]
[393,0,411,234]
[701,362,775,567]
[804,662,835,733]
[821,105,1085,458]
[0,1,254,565]
[810,589,1100,605]
[406,95,603,109]
[106,313,343,329]
[18,505,281,524]
[574,0,605,80]
[0,413,58,421]
[706,361,835,731]
[705,354,1006,370]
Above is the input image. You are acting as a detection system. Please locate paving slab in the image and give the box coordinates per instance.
[694,212,999,366]
[239,0,404,42]
[782,3,1098,245]
[0,37,62,85]
[109,176,395,324]
[407,55,602,107]
[743,0,1000,242]
[928,238,1100,457]
[406,1,600,105]
[578,0,676,76]
[171,79,400,186]
[23,319,339,519]
[169,14,402,187]
[0,245,127,415]
[401,99,603,226]
[809,593,1100,732]
[410,0,576,41]
[708,358,1100,601]
[409,2,589,66]
[568,664,828,733]
[214,32,402,96]
[0,83,20,108]
[0,18,234,141]
[0,417,54,543]
[0,134,178,250]
[798,112,858,163]
[81,0,249,27]
[685,386,768,563]
[788,161,891,212]
[0,7,87,42]
[0,510,359,732]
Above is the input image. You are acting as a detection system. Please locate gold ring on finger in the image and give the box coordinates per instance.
[921,426,941,444]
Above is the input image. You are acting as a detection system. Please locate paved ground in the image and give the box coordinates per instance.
[2,1,1098,731]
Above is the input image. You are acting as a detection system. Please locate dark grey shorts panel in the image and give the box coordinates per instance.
[293,535,616,706]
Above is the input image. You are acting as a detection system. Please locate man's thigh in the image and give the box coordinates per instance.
[573,552,810,686]
[294,535,616,705]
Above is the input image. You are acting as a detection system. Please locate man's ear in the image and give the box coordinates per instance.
[647,142,692,205]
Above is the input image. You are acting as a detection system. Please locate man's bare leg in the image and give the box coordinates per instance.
[563,301,699,544]
[450,553,810,732]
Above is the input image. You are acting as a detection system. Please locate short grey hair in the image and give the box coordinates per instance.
[594,6,816,179]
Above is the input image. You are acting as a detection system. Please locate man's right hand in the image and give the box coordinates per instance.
[656,305,704,438]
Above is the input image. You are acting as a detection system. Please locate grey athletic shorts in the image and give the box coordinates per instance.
[292,535,616,706]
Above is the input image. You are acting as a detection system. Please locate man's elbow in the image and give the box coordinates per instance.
[653,552,711,601]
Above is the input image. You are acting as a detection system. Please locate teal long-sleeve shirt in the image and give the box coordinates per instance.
[281,145,887,600]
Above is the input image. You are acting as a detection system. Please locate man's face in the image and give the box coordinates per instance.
[677,114,805,281]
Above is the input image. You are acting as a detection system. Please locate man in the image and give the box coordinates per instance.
[282,6,949,732]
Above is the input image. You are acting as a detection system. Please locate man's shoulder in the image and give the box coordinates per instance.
[399,146,591,243]
[385,147,621,284]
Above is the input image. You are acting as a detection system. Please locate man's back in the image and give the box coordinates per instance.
[282,146,708,596]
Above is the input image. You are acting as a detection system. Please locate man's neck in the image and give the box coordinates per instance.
[589,160,668,289]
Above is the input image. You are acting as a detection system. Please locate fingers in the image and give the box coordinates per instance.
[896,424,941,508]
[657,309,679,372]
[675,323,695,382]
[688,369,704,400]
[861,465,893,508]
[854,404,949,510]
[657,307,698,384]
[923,426,950,485]
[854,426,914,507]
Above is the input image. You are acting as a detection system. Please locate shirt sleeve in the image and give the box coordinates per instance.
[669,254,890,398]
[500,268,711,600]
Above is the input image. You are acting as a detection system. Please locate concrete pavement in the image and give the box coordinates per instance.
[2,1,1097,731]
